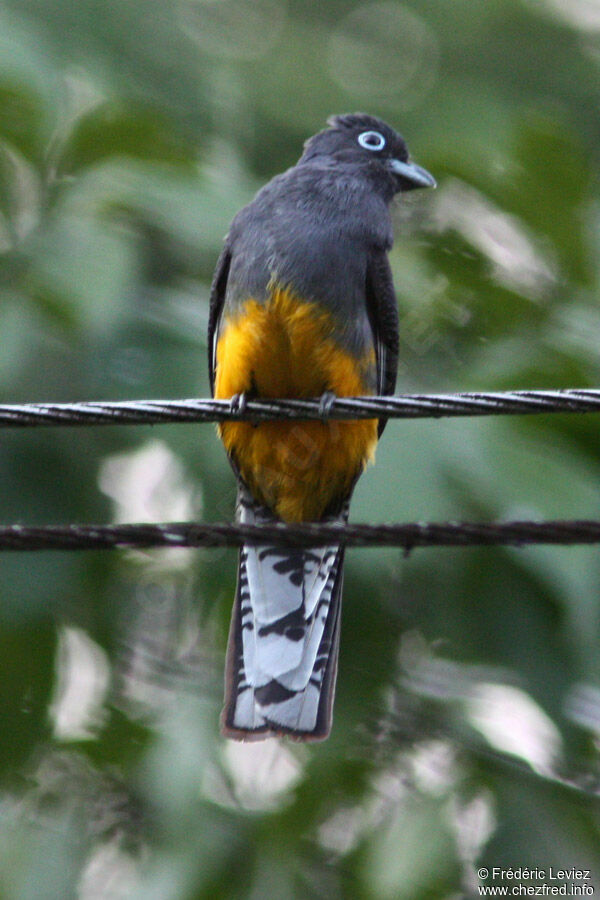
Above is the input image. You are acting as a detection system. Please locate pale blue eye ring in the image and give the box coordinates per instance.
[357,130,386,151]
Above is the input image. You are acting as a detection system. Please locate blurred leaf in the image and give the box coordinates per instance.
[505,117,593,285]
[360,796,460,899]
[0,9,59,161]
[58,102,196,174]
[0,622,54,770]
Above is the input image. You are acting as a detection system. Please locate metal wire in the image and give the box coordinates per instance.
[1,388,600,427]
[2,519,600,551]
[2,389,599,551]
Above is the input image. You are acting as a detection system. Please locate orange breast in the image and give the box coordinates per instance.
[214,285,378,522]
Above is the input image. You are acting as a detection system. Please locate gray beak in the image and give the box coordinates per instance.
[389,158,436,189]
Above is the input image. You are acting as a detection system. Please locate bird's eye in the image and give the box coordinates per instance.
[357,130,386,151]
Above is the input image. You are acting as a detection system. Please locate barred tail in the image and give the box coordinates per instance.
[220,487,346,741]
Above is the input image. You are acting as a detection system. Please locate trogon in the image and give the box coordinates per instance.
[208,113,435,741]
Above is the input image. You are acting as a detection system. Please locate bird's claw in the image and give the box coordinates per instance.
[318,391,337,419]
[230,392,248,415]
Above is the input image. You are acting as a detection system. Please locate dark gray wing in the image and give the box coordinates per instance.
[207,242,232,395]
[366,250,399,436]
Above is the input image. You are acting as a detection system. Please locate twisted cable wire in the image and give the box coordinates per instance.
[3,388,599,551]
[1,519,600,551]
[0,388,599,427]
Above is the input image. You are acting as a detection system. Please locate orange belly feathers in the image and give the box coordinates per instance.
[214,286,378,522]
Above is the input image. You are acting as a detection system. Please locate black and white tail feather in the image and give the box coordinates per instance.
[221,483,347,741]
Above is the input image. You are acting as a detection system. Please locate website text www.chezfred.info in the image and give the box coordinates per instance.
[477,867,594,896]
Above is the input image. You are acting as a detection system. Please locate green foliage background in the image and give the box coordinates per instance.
[1,1,600,897]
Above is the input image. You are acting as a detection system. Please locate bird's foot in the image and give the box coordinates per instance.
[318,391,337,419]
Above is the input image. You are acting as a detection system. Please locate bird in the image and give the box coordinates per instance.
[208,113,435,741]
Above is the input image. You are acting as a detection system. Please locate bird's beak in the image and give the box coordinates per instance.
[389,158,436,190]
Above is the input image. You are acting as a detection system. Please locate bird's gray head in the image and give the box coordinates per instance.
[299,113,436,195]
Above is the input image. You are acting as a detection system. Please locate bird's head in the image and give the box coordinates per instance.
[300,112,436,194]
